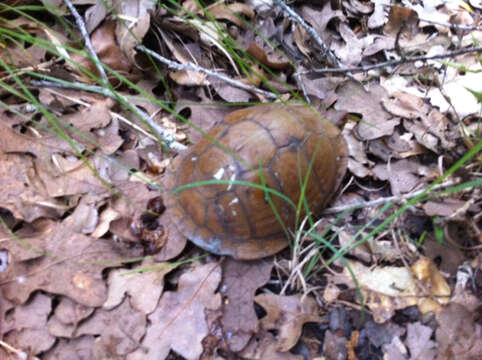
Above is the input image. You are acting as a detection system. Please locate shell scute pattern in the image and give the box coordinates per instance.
[164,104,348,259]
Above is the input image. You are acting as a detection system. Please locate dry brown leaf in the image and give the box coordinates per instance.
[298,73,342,103]
[113,0,155,63]
[75,299,146,358]
[436,303,482,360]
[382,322,436,360]
[42,336,95,360]
[103,258,176,314]
[247,42,291,70]
[0,18,48,68]
[427,71,482,119]
[175,101,234,144]
[1,222,123,307]
[209,76,252,103]
[220,258,273,351]
[300,3,345,44]
[364,320,405,348]
[34,154,107,197]
[102,181,162,243]
[255,294,322,351]
[334,81,399,140]
[70,20,133,84]
[155,213,188,261]
[62,98,123,154]
[127,262,222,360]
[383,91,455,152]
[406,322,437,360]
[0,219,56,264]
[330,258,450,323]
[2,292,56,355]
[330,23,363,66]
[206,2,255,29]
[0,112,79,159]
[0,152,66,222]
[372,159,432,195]
[63,194,100,234]
[239,330,303,360]
[293,24,310,57]
[423,199,468,217]
[83,1,108,33]
[343,121,373,178]
[170,69,208,86]
[322,330,348,360]
[48,296,94,338]
[382,91,430,119]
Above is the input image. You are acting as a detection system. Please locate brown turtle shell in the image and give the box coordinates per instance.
[163,104,348,260]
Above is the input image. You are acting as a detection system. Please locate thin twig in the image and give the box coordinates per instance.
[136,45,279,100]
[311,46,482,74]
[294,70,310,104]
[322,179,458,215]
[419,17,482,32]
[63,0,108,85]
[30,79,187,152]
[41,86,158,141]
[61,0,187,150]
[31,79,112,96]
[274,0,357,82]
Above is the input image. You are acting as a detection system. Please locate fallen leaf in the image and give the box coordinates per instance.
[76,299,146,357]
[70,20,133,83]
[113,1,155,63]
[47,296,94,338]
[406,322,436,360]
[205,2,255,29]
[255,294,322,351]
[103,258,176,314]
[127,262,222,360]
[219,257,273,351]
[322,330,348,360]
[1,223,123,307]
[335,81,399,140]
[330,257,450,323]
[239,330,303,360]
[372,159,432,195]
[427,71,482,119]
[2,292,56,355]
[436,303,482,360]
[42,336,95,360]
[0,152,63,222]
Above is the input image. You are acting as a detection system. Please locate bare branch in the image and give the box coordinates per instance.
[322,180,458,215]
[63,0,108,85]
[311,46,482,75]
[136,45,279,100]
[31,79,187,152]
[419,17,482,32]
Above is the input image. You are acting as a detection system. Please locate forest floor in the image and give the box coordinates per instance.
[0,1,481,359]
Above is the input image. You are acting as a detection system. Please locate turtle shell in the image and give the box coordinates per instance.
[163,104,348,260]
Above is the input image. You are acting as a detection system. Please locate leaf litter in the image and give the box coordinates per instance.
[0,0,481,359]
